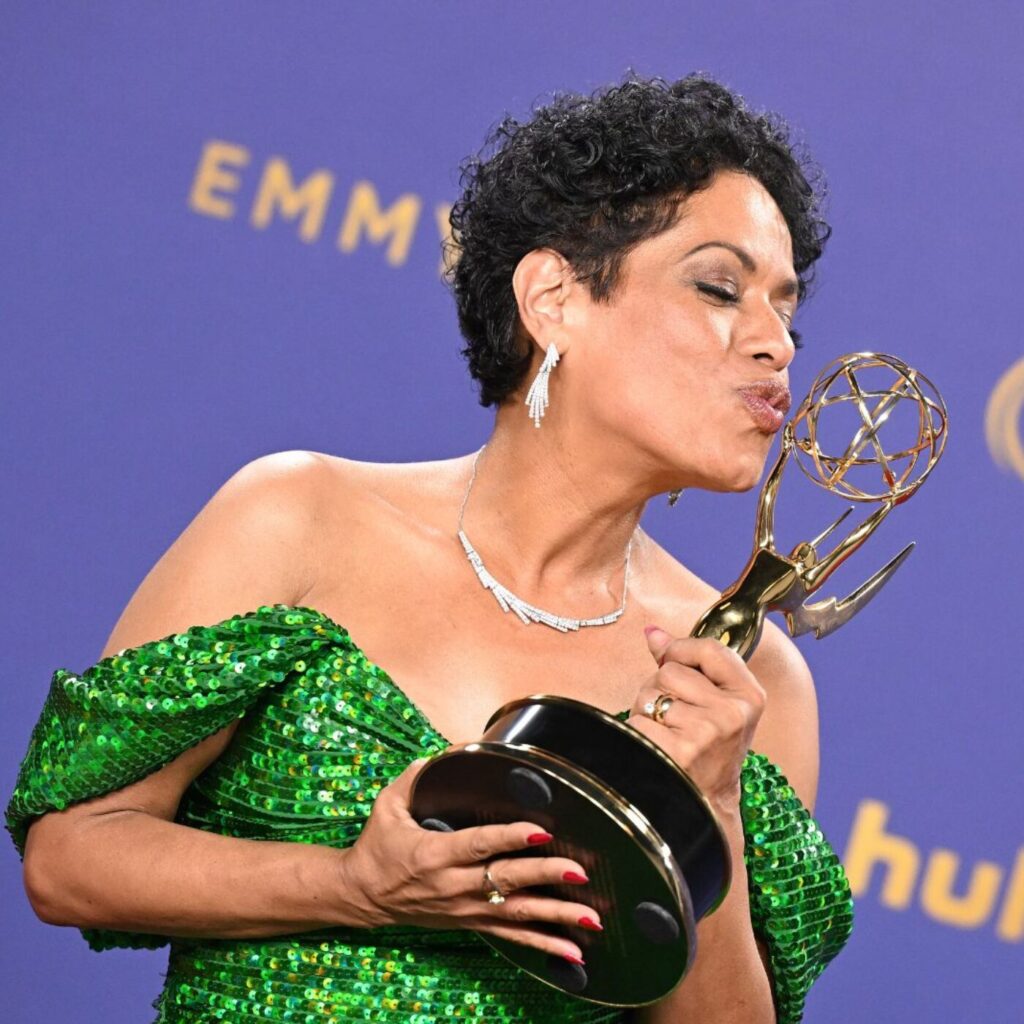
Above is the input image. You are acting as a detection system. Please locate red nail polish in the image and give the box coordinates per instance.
[562,870,589,883]
[578,916,603,931]
[527,832,554,845]
[563,953,586,965]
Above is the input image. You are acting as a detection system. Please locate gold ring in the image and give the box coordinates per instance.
[482,864,508,905]
[643,692,675,724]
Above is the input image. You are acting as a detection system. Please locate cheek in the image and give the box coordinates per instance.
[616,361,726,454]
[582,297,734,436]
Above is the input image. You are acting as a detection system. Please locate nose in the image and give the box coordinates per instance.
[736,298,796,372]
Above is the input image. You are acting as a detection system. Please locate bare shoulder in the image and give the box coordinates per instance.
[746,619,820,812]
[205,446,448,545]
[312,450,468,504]
[309,449,473,540]
[281,447,473,578]
[98,449,334,658]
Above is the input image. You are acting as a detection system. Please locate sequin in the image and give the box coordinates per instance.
[6,604,851,1023]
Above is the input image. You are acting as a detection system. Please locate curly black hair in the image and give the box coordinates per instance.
[444,71,831,407]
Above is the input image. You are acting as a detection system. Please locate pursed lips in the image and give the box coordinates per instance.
[736,379,792,433]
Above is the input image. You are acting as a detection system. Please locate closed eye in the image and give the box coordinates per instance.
[698,282,803,349]
[696,282,738,302]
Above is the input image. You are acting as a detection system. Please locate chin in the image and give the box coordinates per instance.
[701,450,771,493]
[722,471,763,494]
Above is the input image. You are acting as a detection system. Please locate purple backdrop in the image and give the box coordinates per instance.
[3,3,1022,1020]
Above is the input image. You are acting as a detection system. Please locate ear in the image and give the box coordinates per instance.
[511,248,576,358]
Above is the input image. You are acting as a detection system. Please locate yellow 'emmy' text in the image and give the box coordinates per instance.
[187,140,454,271]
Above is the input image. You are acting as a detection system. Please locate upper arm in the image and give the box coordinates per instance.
[24,451,328,862]
[747,619,820,813]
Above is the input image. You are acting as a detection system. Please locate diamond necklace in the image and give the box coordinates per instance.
[456,444,635,633]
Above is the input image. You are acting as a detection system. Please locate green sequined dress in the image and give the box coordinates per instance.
[6,604,852,1023]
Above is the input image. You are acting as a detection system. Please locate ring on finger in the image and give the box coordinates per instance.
[642,692,675,724]
[482,863,509,905]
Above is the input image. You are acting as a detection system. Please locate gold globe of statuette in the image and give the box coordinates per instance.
[690,350,948,654]
[789,352,948,504]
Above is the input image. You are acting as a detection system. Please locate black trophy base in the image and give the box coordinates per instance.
[411,741,697,1007]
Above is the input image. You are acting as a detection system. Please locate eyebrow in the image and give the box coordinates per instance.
[684,240,799,298]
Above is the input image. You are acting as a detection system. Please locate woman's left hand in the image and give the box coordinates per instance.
[626,626,767,816]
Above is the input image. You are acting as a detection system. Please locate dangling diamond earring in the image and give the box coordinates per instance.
[524,343,560,428]
[668,489,684,507]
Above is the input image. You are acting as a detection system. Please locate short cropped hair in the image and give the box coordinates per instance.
[445,72,831,407]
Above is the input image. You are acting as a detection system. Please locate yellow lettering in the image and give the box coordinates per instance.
[842,799,919,908]
[985,357,1024,480]
[188,140,251,219]
[996,847,1024,941]
[920,848,1002,928]
[338,181,422,266]
[251,158,334,242]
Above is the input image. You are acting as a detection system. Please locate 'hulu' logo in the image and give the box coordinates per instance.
[843,800,1023,940]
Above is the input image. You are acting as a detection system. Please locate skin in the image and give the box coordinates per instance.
[23,169,820,1023]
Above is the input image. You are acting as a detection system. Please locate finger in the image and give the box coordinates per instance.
[636,663,719,710]
[632,688,703,730]
[492,891,605,935]
[625,712,701,765]
[373,757,431,818]
[629,699,729,741]
[462,917,586,962]
[456,855,592,897]
[444,821,556,867]
[644,625,677,665]
[644,629,755,694]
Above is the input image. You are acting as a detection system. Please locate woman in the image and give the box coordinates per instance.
[8,73,852,1023]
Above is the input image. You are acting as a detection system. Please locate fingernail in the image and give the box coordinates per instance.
[578,916,603,931]
[562,870,589,884]
[563,952,586,965]
[527,832,554,845]
[644,624,667,637]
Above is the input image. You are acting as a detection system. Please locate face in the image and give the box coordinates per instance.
[556,169,800,493]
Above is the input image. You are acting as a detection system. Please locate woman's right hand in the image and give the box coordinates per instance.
[338,758,600,963]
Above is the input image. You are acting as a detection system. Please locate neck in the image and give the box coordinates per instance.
[457,404,656,612]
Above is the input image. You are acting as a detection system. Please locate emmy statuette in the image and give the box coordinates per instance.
[410,352,947,1006]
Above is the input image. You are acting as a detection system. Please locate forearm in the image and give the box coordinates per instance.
[635,809,775,1024]
[26,811,374,940]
